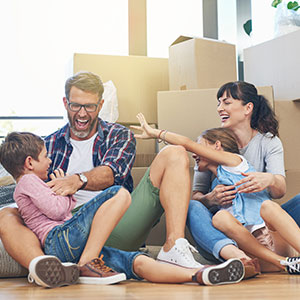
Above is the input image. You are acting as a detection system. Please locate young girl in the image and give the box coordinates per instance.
[133,113,300,274]
[0,131,245,288]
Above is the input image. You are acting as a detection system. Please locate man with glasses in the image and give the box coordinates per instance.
[0,71,204,284]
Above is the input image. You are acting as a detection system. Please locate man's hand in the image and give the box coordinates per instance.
[47,174,81,196]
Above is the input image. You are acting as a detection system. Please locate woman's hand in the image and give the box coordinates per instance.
[205,184,236,207]
[131,113,158,139]
[235,172,274,194]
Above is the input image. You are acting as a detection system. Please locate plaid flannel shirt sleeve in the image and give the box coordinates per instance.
[101,127,136,186]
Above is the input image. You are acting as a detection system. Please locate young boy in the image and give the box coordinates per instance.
[0,131,245,288]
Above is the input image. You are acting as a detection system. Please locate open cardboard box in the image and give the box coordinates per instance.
[169,36,237,91]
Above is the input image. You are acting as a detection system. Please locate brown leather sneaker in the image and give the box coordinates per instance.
[78,256,126,285]
[240,257,261,279]
[192,258,244,285]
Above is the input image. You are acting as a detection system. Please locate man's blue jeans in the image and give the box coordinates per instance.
[282,193,300,227]
[44,185,144,280]
[187,200,237,262]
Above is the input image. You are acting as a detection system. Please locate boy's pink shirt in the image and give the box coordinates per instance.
[14,173,77,246]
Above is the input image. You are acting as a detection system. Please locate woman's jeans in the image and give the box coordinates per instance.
[44,185,144,280]
[282,193,300,227]
[187,200,237,262]
[187,194,300,262]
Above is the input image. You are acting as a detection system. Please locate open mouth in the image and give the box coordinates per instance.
[220,114,229,122]
[75,119,90,130]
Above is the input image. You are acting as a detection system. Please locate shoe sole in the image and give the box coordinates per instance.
[202,258,245,285]
[78,273,127,285]
[29,256,79,288]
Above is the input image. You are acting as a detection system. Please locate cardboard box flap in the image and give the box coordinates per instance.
[170,36,193,46]
[171,35,235,47]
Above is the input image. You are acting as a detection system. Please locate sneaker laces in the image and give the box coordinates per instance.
[280,257,300,274]
[28,274,34,284]
[177,240,199,263]
[90,255,113,273]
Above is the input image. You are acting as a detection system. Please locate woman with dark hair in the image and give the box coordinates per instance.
[188,81,288,271]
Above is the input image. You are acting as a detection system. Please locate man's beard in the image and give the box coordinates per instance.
[68,112,97,139]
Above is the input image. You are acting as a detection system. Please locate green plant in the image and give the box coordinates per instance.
[272,0,300,11]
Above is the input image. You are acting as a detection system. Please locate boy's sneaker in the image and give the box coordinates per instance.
[157,238,203,268]
[240,257,261,279]
[78,256,126,285]
[28,255,79,288]
[192,258,244,285]
[280,257,300,274]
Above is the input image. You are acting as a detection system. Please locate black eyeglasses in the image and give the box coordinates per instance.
[67,100,100,112]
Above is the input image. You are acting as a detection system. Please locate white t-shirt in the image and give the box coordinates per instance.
[68,133,103,207]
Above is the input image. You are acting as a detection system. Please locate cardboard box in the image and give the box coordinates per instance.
[131,167,148,188]
[244,29,300,101]
[157,86,274,165]
[73,53,169,123]
[123,123,158,155]
[133,154,156,167]
[169,36,237,91]
[275,100,300,170]
[275,169,300,206]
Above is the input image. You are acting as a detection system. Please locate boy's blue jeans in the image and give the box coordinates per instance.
[44,185,144,280]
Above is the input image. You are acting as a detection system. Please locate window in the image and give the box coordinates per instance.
[0,0,128,137]
[147,0,203,58]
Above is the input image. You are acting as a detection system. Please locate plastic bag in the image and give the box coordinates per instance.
[274,2,300,37]
[99,80,119,123]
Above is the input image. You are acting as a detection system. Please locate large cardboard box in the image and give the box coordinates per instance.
[275,100,300,170]
[275,169,300,206]
[157,86,274,165]
[169,36,237,91]
[244,29,300,101]
[73,53,169,123]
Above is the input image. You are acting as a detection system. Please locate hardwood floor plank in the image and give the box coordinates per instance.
[0,273,300,300]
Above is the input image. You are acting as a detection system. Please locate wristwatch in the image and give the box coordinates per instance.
[76,173,88,190]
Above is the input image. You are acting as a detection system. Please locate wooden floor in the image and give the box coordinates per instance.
[1,273,300,300]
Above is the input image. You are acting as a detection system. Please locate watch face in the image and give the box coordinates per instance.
[79,173,88,183]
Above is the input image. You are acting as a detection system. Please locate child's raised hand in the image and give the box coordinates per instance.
[49,168,65,180]
[130,113,156,139]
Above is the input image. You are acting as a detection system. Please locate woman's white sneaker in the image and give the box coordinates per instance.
[156,238,203,268]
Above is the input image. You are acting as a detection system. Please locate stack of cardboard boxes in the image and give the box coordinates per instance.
[72,36,289,246]
[244,30,300,204]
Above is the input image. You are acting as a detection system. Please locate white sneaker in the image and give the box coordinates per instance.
[156,238,203,268]
[28,255,79,288]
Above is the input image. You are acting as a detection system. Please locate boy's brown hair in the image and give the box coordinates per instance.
[0,132,44,179]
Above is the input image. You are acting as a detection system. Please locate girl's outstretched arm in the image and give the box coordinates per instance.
[132,113,241,167]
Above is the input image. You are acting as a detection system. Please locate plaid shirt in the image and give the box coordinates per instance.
[44,118,136,192]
